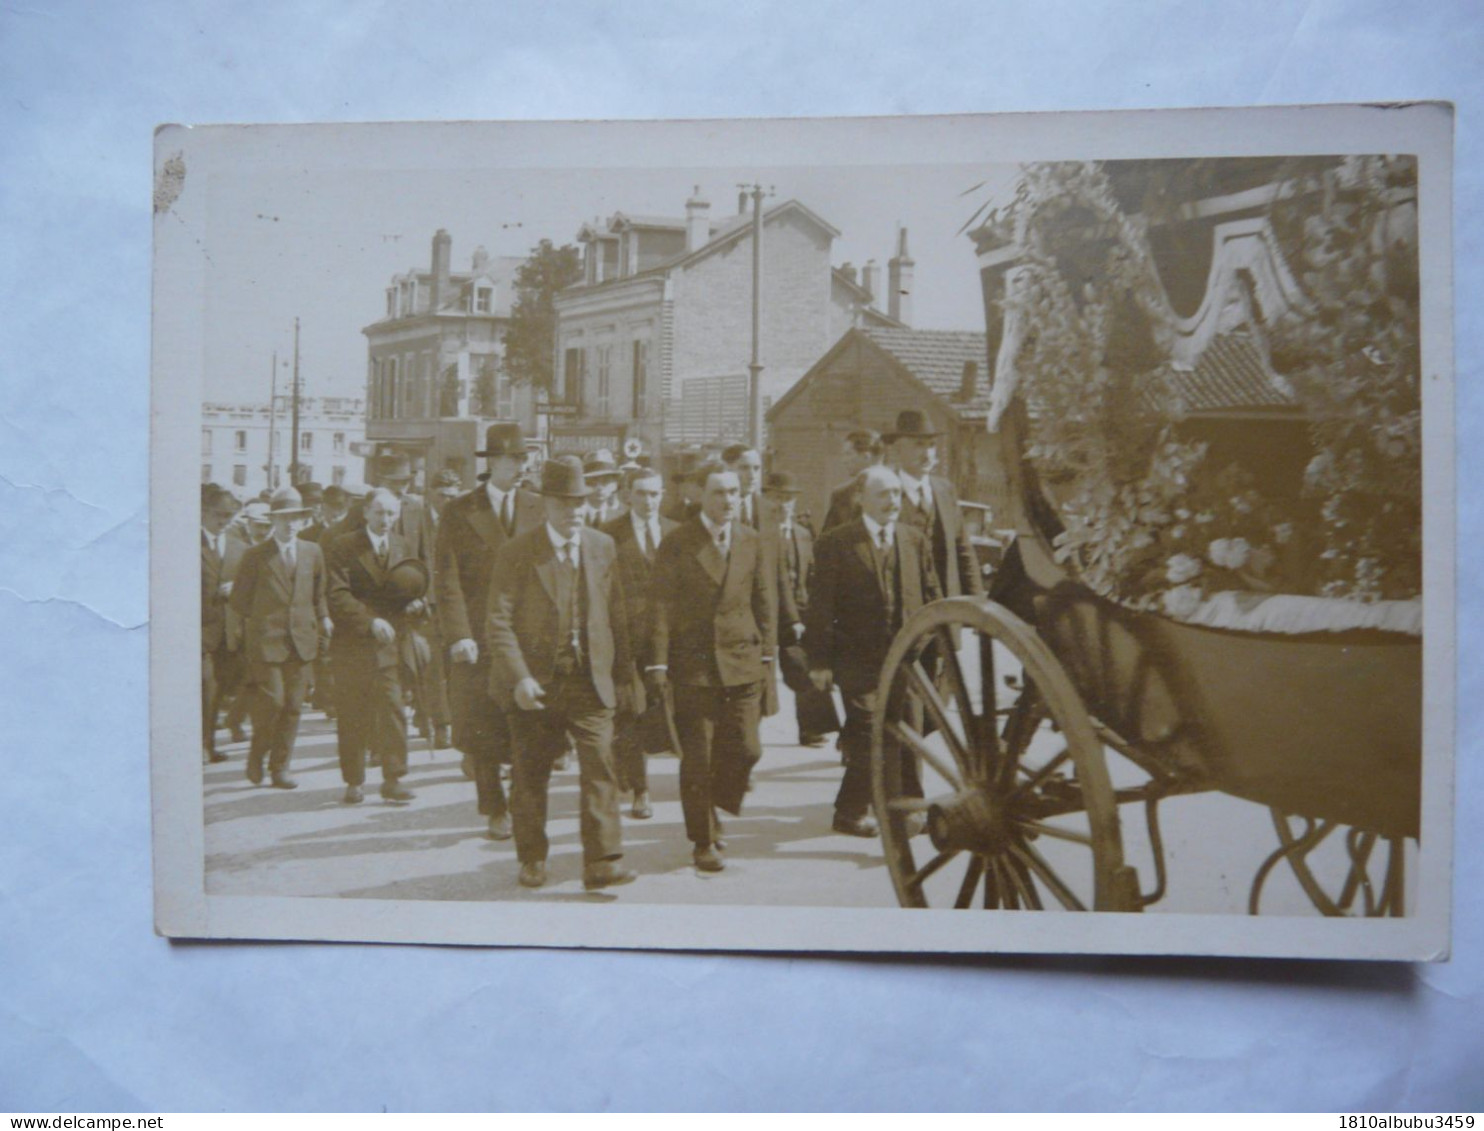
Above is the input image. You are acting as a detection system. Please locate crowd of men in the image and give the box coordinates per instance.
[199,408,985,891]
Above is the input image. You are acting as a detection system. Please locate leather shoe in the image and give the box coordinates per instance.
[206,749,228,764]
[460,753,475,780]
[800,733,828,748]
[583,861,637,891]
[693,844,725,873]
[271,772,299,790]
[518,860,546,888]
[245,761,264,786]
[630,791,652,820]
[435,724,452,750]
[381,780,415,803]
[832,813,879,838]
[342,785,364,804]
[487,813,513,840]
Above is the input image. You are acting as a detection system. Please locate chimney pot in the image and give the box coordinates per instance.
[888,227,915,325]
[860,259,880,303]
[431,229,453,312]
[685,186,711,252]
[959,359,979,401]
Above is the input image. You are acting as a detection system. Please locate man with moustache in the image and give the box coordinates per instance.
[326,488,426,804]
[807,466,941,836]
[487,456,638,891]
[647,462,776,873]
[601,465,677,819]
[201,485,247,764]
[228,486,333,789]
[435,422,544,839]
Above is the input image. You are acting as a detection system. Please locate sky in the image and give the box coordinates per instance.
[199,149,1021,405]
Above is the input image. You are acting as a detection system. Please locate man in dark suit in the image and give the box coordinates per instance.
[763,472,840,748]
[436,423,544,840]
[807,466,942,836]
[201,486,247,763]
[601,465,677,819]
[327,488,428,804]
[228,487,332,788]
[487,456,638,892]
[722,443,764,529]
[648,461,776,873]
[581,449,625,526]
[883,410,985,600]
[294,482,338,719]
[659,451,703,524]
[820,429,884,534]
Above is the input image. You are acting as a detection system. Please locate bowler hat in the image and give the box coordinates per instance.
[266,486,312,517]
[537,456,593,499]
[296,481,324,504]
[582,448,621,481]
[375,453,415,482]
[384,557,430,603]
[883,409,940,442]
[476,422,527,459]
[762,471,802,495]
[671,451,702,482]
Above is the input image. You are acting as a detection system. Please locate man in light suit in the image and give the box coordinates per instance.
[436,422,545,839]
[228,487,332,788]
[327,488,427,804]
[647,462,777,873]
[488,456,638,892]
[808,466,941,836]
[601,465,677,819]
[201,485,246,763]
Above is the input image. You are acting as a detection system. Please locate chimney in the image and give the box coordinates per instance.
[471,245,489,273]
[959,358,979,402]
[860,259,879,304]
[430,229,452,311]
[686,185,711,252]
[738,189,749,215]
[840,262,857,286]
[888,227,915,325]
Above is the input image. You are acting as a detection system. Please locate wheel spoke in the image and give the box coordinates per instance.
[886,720,963,791]
[1014,746,1071,799]
[983,854,1003,908]
[954,854,986,909]
[934,626,983,775]
[905,849,959,891]
[1009,840,1087,911]
[991,855,1021,910]
[886,797,933,814]
[997,687,1045,790]
[1016,819,1094,848]
[1004,852,1044,910]
[904,660,975,782]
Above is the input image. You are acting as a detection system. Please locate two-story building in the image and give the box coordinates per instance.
[361,230,538,490]
[551,187,908,456]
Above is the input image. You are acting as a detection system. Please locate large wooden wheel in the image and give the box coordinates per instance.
[1248,809,1409,917]
[871,597,1139,912]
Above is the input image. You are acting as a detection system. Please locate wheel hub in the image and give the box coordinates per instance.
[926,788,1012,855]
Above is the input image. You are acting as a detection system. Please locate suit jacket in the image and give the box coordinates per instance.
[228,538,329,664]
[326,528,418,669]
[774,519,815,640]
[900,473,984,600]
[435,485,544,647]
[297,520,329,544]
[806,518,941,695]
[486,525,632,711]
[600,511,677,674]
[651,519,776,688]
[821,478,861,534]
[660,496,700,525]
[201,530,247,652]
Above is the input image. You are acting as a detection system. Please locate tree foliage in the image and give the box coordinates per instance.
[502,239,584,393]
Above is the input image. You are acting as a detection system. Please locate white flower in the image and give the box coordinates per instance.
[1195,510,1216,525]
[1207,537,1252,570]
[1162,584,1203,620]
[1170,524,1187,541]
[1165,553,1203,584]
[1272,522,1294,545]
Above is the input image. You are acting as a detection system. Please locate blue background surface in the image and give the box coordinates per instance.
[1,0,1480,1112]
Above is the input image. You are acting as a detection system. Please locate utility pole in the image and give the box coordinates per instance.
[266,350,279,490]
[745,183,768,449]
[289,317,302,485]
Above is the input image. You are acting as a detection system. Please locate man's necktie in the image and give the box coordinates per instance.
[501,492,514,535]
[641,522,653,561]
[377,538,388,567]
[716,529,728,557]
[283,542,296,571]
[878,527,891,551]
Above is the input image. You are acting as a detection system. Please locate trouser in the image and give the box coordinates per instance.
[449,657,510,818]
[412,620,453,730]
[201,644,243,753]
[246,658,312,776]
[333,655,408,786]
[673,680,763,847]
[311,653,335,713]
[507,674,621,866]
[613,710,647,794]
[837,686,923,821]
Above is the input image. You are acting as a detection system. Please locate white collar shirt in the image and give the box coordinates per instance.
[202,527,226,558]
[699,512,731,554]
[630,511,660,551]
[898,471,932,512]
[546,523,580,567]
[862,514,895,549]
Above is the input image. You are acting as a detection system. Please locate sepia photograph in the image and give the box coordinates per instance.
[151,105,1454,958]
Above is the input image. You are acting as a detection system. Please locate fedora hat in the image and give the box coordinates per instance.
[266,486,312,517]
[883,409,941,442]
[384,557,430,604]
[241,500,272,525]
[537,455,593,499]
[582,448,621,481]
[762,471,802,495]
[295,480,324,505]
[375,453,415,481]
[476,422,527,458]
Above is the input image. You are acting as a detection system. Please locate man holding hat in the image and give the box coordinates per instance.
[580,449,624,526]
[435,422,544,839]
[882,410,983,601]
[327,488,427,803]
[228,486,332,788]
[487,456,638,891]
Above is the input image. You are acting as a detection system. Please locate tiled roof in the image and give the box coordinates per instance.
[863,327,991,418]
[1165,330,1297,414]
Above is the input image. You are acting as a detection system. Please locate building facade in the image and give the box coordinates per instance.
[201,395,368,499]
[361,230,539,490]
[551,188,907,454]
